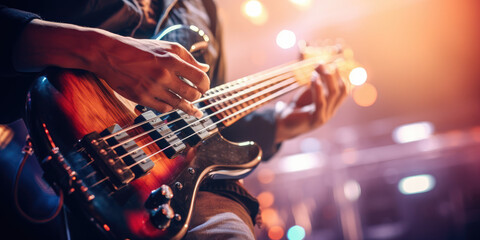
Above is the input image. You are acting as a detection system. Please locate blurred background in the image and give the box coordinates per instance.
[1,0,479,240]
[215,0,480,239]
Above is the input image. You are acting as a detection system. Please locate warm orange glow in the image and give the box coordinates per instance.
[103,224,111,232]
[268,226,285,240]
[257,191,275,208]
[261,208,280,226]
[257,168,275,184]
[0,125,13,149]
[352,83,377,107]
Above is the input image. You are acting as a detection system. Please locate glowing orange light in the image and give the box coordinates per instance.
[352,83,377,107]
[103,224,111,232]
[261,208,279,226]
[349,67,368,86]
[257,191,275,208]
[257,168,275,184]
[268,226,285,240]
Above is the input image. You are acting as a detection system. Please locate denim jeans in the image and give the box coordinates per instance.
[186,191,256,240]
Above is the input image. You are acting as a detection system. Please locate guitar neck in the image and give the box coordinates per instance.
[200,56,323,127]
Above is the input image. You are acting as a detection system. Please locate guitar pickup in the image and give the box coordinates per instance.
[81,132,134,189]
[101,124,154,178]
[177,109,216,146]
[134,111,186,159]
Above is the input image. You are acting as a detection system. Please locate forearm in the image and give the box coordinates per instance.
[11,18,210,116]
[12,19,111,74]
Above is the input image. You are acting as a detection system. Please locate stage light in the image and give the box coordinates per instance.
[287,225,306,240]
[349,67,368,86]
[243,0,263,18]
[392,121,434,144]
[398,174,435,195]
[268,226,285,240]
[352,82,377,107]
[276,30,297,49]
[280,153,325,173]
[344,180,361,201]
[261,208,280,227]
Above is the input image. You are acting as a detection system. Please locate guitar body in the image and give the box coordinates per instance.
[24,68,262,239]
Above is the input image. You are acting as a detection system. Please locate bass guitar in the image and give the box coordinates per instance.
[24,24,357,239]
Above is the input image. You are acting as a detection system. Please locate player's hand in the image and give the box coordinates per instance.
[275,64,348,143]
[96,37,210,117]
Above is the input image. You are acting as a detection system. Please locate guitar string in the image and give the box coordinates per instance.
[108,56,339,166]
[85,82,302,188]
[81,60,317,179]
[110,70,297,150]
[86,55,344,185]
[108,55,337,150]
[125,82,304,170]
[120,54,347,167]
[100,56,323,141]
[116,76,298,160]
[99,55,329,141]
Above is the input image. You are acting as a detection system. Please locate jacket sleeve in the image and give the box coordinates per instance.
[0,5,40,76]
[0,6,41,123]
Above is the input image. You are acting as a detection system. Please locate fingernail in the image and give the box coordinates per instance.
[200,63,210,71]
[194,109,203,118]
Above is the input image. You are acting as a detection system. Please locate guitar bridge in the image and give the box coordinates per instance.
[80,132,135,189]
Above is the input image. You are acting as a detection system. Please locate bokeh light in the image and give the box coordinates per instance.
[276,30,297,49]
[398,174,436,195]
[268,226,285,240]
[243,0,263,17]
[392,121,434,144]
[349,67,368,86]
[242,0,268,25]
[287,225,306,240]
[343,180,361,201]
[261,208,280,227]
[352,82,377,107]
[257,191,275,208]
